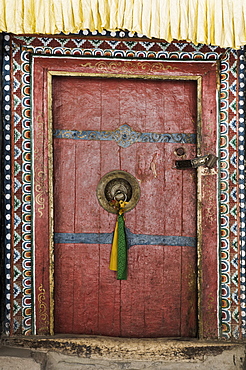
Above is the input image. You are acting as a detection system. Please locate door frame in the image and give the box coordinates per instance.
[32,56,219,338]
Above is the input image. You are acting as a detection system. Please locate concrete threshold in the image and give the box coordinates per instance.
[1,336,246,369]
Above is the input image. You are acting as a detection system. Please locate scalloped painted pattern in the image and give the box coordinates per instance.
[4,32,240,338]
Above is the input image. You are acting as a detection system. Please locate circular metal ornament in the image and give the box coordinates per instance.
[96,170,140,214]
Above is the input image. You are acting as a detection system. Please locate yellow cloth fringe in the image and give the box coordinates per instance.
[109,200,127,272]
[109,219,118,271]
[0,0,246,49]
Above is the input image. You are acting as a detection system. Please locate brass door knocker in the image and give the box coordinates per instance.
[96,170,140,214]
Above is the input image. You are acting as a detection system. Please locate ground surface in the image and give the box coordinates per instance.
[0,336,245,369]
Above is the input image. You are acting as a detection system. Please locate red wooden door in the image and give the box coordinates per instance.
[52,75,198,337]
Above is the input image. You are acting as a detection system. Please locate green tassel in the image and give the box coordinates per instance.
[117,214,127,280]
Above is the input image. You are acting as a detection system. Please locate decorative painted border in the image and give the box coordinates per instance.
[229,51,241,339]
[219,50,242,339]
[3,33,241,338]
[3,34,12,335]
[219,53,231,338]
[239,48,246,338]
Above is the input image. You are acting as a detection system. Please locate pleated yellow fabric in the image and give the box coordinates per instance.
[0,0,246,49]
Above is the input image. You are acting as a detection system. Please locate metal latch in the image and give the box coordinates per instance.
[175,154,218,170]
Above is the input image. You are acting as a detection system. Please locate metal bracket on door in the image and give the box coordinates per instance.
[175,154,218,170]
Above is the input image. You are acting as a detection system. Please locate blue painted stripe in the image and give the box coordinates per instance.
[53,124,196,148]
[54,232,113,245]
[54,230,196,248]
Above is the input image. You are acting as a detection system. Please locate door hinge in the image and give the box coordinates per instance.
[175,154,218,170]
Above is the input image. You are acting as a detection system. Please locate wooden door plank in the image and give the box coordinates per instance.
[52,76,101,131]
[98,245,121,336]
[53,138,76,333]
[54,244,75,333]
[163,81,188,133]
[144,80,164,133]
[181,162,197,237]
[163,143,183,236]
[73,138,101,334]
[73,244,100,334]
[162,246,182,336]
[143,246,165,337]
[98,142,121,233]
[53,139,76,232]
[118,79,146,131]
[180,246,197,337]
[75,140,101,233]
[120,246,146,337]
[101,79,120,130]
[183,80,197,132]
[123,143,165,235]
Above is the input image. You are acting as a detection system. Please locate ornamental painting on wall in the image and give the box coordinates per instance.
[2,32,246,340]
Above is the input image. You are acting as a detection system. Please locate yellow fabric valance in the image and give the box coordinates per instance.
[0,0,245,49]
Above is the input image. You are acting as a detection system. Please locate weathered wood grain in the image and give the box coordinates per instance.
[33,57,218,338]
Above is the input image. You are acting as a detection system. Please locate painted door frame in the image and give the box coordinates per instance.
[32,56,219,338]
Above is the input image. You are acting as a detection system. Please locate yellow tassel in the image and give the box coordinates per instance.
[109,201,128,272]
[109,220,118,271]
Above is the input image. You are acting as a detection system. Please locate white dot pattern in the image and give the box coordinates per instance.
[239,49,246,338]
[3,34,11,334]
